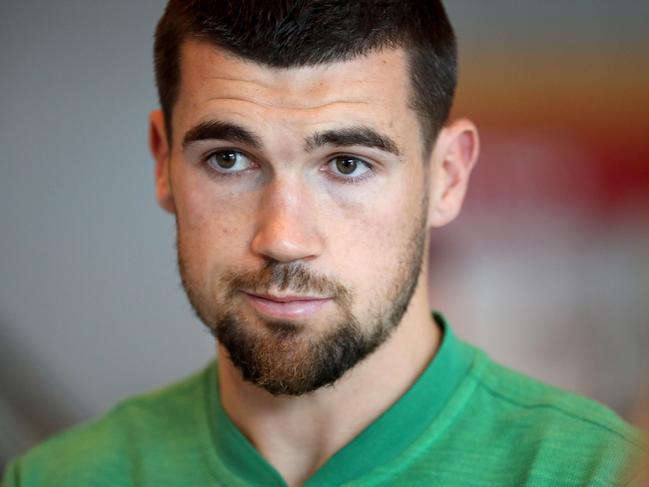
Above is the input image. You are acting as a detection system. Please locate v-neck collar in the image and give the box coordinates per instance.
[199,312,476,486]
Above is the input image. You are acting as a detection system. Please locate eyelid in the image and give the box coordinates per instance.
[202,146,255,162]
[323,154,375,183]
[202,148,259,175]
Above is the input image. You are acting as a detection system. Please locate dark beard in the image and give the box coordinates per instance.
[213,308,390,395]
[176,197,428,396]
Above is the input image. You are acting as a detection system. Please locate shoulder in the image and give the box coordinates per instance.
[473,354,643,444]
[2,365,211,487]
[464,350,647,484]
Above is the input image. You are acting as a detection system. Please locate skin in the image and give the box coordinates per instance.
[149,39,479,486]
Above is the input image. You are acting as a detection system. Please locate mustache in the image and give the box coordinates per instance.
[222,261,351,303]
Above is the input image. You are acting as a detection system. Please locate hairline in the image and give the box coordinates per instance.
[163,37,439,161]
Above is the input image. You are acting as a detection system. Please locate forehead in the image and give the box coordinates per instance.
[173,40,420,146]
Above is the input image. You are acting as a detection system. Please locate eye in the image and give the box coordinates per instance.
[205,150,255,174]
[326,156,372,181]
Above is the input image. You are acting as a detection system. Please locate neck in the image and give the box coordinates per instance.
[217,281,440,487]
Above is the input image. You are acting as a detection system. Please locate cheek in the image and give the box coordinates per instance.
[323,180,423,299]
[175,173,257,276]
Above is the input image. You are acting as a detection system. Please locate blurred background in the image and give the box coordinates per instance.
[1,0,648,472]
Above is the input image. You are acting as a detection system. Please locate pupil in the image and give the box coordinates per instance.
[218,152,237,169]
[336,158,357,175]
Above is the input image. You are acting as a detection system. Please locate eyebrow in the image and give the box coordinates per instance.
[305,126,401,157]
[182,120,263,150]
[182,120,401,158]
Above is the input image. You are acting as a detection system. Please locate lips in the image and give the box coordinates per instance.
[243,292,333,320]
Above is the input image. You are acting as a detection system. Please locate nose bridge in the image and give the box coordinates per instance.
[263,173,304,215]
[251,173,322,262]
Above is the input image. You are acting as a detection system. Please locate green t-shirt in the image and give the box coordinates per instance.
[3,314,647,486]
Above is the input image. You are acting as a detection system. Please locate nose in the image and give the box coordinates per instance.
[250,177,324,263]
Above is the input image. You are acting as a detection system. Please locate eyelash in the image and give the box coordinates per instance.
[322,156,375,185]
[200,150,376,185]
[202,149,257,178]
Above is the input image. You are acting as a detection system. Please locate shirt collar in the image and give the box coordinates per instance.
[200,312,476,486]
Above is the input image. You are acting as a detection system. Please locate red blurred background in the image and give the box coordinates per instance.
[434,3,649,424]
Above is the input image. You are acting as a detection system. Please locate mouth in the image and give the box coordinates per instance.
[242,291,333,320]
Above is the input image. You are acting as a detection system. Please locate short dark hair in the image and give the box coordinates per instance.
[154,0,457,155]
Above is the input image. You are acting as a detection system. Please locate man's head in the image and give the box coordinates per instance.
[149,0,478,396]
[154,0,457,156]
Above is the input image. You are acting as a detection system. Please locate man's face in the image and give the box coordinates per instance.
[161,41,435,395]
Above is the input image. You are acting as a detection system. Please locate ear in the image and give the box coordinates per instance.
[149,110,176,214]
[427,118,479,227]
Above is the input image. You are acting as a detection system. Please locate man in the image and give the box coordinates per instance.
[3,1,647,486]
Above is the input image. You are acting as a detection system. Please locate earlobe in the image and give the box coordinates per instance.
[149,110,176,214]
[428,118,479,227]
